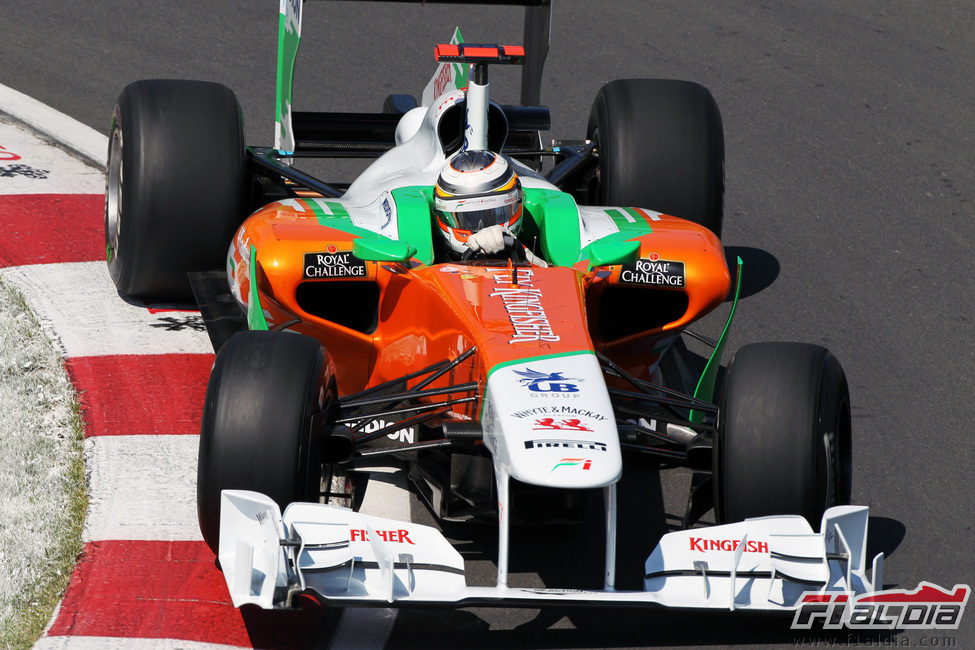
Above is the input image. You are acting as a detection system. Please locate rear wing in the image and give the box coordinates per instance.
[274,0,552,155]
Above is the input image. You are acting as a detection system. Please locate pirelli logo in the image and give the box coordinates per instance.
[524,439,607,452]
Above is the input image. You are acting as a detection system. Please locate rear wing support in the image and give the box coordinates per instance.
[276,0,552,153]
[520,0,551,106]
[350,0,552,107]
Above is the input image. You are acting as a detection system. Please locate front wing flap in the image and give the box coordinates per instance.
[219,490,882,612]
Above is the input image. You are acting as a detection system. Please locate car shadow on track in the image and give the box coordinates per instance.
[867,515,907,586]
[724,245,780,301]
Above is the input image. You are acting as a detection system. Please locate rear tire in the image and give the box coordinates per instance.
[105,79,246,301]
[197,331,335,554]
[586,79,724,237]
[714,342,852,524]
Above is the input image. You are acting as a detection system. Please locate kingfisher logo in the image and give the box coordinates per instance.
[514,368,582,393]
[791,583,969,630]
[688,537,768,553]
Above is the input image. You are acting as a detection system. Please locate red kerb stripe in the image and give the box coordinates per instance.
[66,354,214,437]
[47,540,326,646]
[0,194,103,267]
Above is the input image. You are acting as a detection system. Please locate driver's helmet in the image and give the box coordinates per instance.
[434,150,523,255]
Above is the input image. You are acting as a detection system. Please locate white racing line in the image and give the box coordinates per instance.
[1,83,408,649]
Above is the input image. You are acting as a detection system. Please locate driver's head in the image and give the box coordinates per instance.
[434,150,523,255]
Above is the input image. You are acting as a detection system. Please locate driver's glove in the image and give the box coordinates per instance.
[466,224,506,254]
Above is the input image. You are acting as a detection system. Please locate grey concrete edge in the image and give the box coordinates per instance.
[0,82,108,171]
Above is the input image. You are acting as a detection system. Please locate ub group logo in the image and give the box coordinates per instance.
[791,582,969,631]
[514,368,582,393]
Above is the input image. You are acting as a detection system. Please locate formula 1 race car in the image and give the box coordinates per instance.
[104,0,882,613]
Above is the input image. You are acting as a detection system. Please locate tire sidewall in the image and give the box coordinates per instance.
[586,79,725,237]
[105,79,246,301]
[714,342,851,524]
[197,331,331,553]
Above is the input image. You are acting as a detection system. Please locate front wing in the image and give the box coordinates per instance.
[219,490,882,613]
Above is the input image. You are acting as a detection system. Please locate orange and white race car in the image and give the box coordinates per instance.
[104,0,880,614]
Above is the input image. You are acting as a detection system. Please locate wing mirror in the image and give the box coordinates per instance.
[587,237,641,267]
[353,237,417,263]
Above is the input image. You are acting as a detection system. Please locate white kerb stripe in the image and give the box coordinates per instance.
[84,435,202,542]
[0,83,108,169]
[34,635,249,650]
[0,262,213,358]
[0,118,104,194]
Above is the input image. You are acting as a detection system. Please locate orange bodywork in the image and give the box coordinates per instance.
[229,201,731,403]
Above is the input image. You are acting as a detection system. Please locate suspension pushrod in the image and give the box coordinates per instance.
[353,409,448,445]
[620,442,687,462]
[341,382,478,410]
[607,386,719,414]
[337,396,477,426]
[612,403,711,435]
[356,438,463,457]
[597,350,715,409]
[338,358,453,404]
[411,346,477,393]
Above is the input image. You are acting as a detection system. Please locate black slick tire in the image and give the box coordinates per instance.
[587,79,724,237]
[197,330,334,554]
[714,342,852,525]
[105,79,246,302]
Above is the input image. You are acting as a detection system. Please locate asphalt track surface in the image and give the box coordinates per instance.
[2,1,974,647]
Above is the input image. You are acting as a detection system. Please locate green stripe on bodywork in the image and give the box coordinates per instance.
[323,201,349,218]
[301,199,374,238]
[391,187,435,265]
[622,207,648,226]
[275,1,301,151]
[303,198,341,223]
[451,28,468,90]
[304,195,434,264]
[689,256,743,423]
[606,207,653,233]
[452,64,469,91]
[578,230,642,270]
[605,208,628,228]
[551,459,584,472]
[522,188,582,268]
[485,349,594,382]
[247,245,269,331]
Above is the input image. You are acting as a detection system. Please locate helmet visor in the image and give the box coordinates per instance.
[435,190,522,231]
[449,202,521,232]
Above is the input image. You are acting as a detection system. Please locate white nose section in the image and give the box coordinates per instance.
[481,352,622,488]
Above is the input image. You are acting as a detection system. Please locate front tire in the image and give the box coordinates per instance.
[586,79,725,237]
[105,79,246,301]
[197,331,335,554]
[714,342,852,524]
